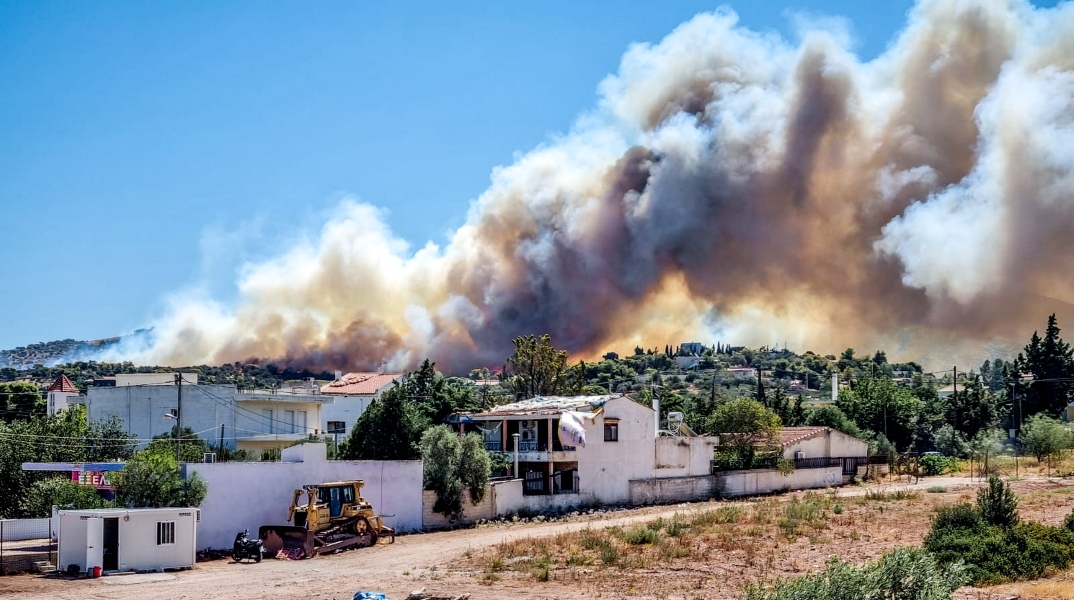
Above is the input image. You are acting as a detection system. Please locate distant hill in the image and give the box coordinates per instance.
[0,337,122,369]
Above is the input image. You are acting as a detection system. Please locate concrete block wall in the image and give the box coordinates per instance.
[629,475,716,506]
[422,489,495,530]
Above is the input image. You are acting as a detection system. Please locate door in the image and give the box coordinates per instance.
[85,517,104,573]
[296,410,307,435]
[329,487,342,518]
[284,410,295,434]
[262,409,274,434]
[102,518,119,571]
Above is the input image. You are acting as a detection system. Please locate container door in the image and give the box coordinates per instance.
[103,518,119,571]
[85,517,104,573]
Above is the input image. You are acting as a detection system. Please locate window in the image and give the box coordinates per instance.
[327,421,345,434]
[285,410,295,434]
[156,521,175,545]
[262,409,274,434]
[296,410,307,434]
[604,422,619,442]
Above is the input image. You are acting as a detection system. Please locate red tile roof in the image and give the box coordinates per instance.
[778,426,830,447]
[47,374,79,394]
[320,372,401,396]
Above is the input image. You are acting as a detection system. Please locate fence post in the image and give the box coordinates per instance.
[2,519,5,575]
[49,517,54,569]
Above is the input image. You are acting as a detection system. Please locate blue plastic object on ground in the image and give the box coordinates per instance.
[353,593,389,600]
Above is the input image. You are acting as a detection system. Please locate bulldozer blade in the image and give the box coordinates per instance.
[379,526,396,543]
[259,526,316,559]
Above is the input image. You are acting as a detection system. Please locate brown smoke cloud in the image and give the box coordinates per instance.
[121,0,1074,373]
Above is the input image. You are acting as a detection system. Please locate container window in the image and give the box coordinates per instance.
[156,521,175,545]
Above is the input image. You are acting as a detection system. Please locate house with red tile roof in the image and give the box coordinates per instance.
[47,374,80,415]
[318,372,403,439]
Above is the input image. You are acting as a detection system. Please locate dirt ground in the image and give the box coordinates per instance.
[1,476,1072,600]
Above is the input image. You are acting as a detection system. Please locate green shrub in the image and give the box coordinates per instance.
[20,477,105,517]
[621,524,660,545]
[744,547,967,600]
[665,518,688,537]
[977,476,1019,528]
[924,503,1074,584]
[832,503,844,514]
[598,539,618,564]
[1065,510,1074,534]
[927,486,947,493]
[691,505,742,527]
[919,454,957,476]
[784,498,821,522]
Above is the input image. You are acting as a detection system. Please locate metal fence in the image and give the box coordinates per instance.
[0,519,56,575]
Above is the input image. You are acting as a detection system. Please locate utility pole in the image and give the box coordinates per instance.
[175,373,183,464]
[952,366,958,433]
[219,423,225,453]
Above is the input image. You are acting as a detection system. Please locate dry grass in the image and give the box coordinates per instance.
[458,480,1074,599]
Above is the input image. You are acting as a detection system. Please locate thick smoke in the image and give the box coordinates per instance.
[126,0,1074,372]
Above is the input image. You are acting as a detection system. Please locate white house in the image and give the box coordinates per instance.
[85,376,331,454]
[714,427,869,498]
[46,375,80,416]
[725,367,757,379]
[318,372,402,439]
[57,507,198,574]
[453,395,718,511]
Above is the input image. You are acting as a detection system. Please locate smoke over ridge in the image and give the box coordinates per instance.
[122,0,1074,372]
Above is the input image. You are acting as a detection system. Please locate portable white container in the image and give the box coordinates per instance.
[57,508,198,574]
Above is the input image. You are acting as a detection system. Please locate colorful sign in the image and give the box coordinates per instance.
[71,470,114,490]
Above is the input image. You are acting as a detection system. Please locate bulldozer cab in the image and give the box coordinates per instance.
[317,484,355,518]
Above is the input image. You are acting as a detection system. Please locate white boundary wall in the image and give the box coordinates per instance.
[715,467,843,498]
[187,444,422,550]
[0,518,52,541]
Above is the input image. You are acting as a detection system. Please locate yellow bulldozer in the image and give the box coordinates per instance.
[258,480,395,559]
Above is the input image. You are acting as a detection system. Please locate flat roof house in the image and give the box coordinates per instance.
[85,375,330,454]
[453,395,718,509]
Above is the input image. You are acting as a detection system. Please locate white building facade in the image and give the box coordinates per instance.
[46,375,80,416]
[85,377,330,453]
[318,372,402,440]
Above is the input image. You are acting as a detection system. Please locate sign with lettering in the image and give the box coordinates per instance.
[71,470,114,489]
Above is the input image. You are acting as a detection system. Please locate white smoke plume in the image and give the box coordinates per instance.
[123,0,1074,373]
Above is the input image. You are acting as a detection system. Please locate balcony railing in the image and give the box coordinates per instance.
[518,441,546,452]
[554,474,581,495]
[483,441,503,452]
[523,472,580,496]
[794,457,841,470]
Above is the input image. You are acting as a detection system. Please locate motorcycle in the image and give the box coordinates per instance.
[232,529,264,563]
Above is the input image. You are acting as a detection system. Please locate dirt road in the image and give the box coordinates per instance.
[0,476,1008,600]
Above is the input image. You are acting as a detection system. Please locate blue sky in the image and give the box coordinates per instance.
[0,1,1050,350]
